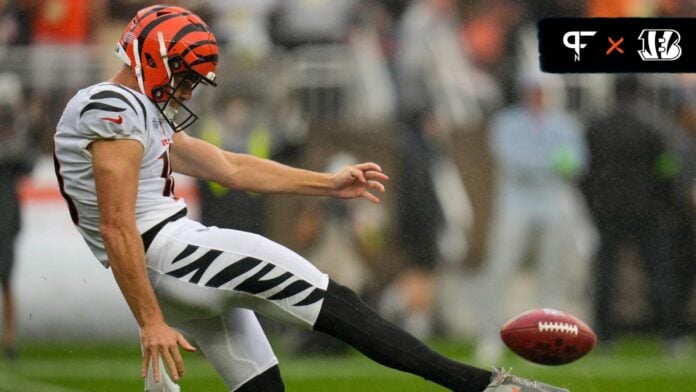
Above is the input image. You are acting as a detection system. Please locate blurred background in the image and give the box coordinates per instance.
[0,0,695,386]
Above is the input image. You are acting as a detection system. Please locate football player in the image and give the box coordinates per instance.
[53,4,567,392]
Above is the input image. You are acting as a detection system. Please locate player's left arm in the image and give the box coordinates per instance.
[90,138,195,383]
[169,131,388,202]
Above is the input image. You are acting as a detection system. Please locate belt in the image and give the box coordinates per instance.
[141,208,187,252]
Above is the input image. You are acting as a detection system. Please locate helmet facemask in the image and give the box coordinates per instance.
[157,73,200,132]
[154,58,216,132]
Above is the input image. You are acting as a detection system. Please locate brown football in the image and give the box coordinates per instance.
[500,308,597,365]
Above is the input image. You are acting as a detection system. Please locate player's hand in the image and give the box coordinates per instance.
[140,322,196,383]
[330,162,389,203]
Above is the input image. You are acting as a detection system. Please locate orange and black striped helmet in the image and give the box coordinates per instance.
[115,4,218,103]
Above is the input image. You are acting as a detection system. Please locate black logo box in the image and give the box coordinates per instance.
[538,18,696,73]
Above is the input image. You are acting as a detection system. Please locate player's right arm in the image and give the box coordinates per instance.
[170,131,387,202]
[90,138,195,383]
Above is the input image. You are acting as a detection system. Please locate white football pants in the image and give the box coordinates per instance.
[143,217,329,391]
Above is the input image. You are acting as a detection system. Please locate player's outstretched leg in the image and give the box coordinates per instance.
[314,279,491,391]
[314,280,570,392]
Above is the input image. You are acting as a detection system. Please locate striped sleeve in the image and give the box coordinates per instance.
[77,85,149,147]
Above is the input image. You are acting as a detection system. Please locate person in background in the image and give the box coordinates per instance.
[0,72,34,359]
[476,73,588,365]
[386,0,481,340]
[580,75,688,354]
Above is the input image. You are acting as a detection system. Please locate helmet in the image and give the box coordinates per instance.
[115,5,218,130]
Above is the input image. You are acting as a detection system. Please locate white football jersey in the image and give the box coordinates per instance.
[54,82,186,267]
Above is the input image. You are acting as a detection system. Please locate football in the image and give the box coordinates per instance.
[500,308,597,365]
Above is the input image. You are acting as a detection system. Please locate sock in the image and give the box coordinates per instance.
[236,365,284,392]
[314,280,492,391]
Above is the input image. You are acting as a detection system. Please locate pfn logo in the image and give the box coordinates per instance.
[638,29,682,61]
[563,31,597,61]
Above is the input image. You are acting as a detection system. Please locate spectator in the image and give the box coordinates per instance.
[384,109,446,339]
[0,72,34,359]
[384,0,480,339]
[580,75,688,353]
[475,73,588,365]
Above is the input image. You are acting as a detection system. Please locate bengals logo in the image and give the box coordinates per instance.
[637,29,682,61]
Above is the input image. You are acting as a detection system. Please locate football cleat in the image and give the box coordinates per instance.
[482,368,569,392]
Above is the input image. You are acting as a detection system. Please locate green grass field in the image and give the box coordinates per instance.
[1,337,694,391]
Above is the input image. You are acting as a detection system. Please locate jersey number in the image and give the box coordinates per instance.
[159,149,176,197]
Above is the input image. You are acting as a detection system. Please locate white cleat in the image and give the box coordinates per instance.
[482,368,569,392]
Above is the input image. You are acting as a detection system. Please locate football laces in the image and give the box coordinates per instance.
[537,321,579,335]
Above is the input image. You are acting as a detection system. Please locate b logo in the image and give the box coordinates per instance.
[637,29,682,61]
[563,31,597,61]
